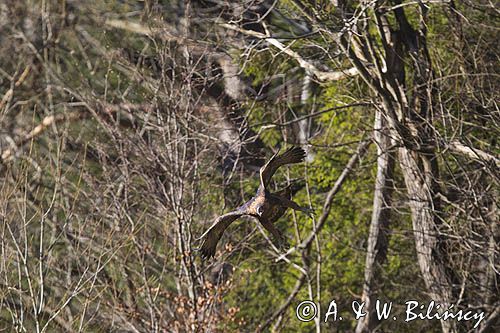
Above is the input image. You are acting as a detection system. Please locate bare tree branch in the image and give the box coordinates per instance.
[220,23,359,82]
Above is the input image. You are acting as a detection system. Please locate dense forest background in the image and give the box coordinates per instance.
[0,1,498,332]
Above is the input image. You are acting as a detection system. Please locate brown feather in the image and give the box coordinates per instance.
[198,211,243,259]
[259,146,306,189]
[198,147,307,260]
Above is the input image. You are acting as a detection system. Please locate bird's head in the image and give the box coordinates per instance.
[256,205,264,217]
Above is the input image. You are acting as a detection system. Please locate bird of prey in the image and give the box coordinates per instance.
[198,146,312,259]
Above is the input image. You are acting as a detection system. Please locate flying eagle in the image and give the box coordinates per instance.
[198,146,311,259]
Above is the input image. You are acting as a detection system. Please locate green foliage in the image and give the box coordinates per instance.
[1,1,496,332]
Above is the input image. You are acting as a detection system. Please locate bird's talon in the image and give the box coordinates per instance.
[198,147,307,260]
[302,207,314,217]
[276,237,290,251]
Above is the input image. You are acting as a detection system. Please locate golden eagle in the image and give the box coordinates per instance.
[198,146,311,259]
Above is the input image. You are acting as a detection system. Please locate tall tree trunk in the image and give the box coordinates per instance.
[340,2,459,331]
[394,2,457,331]
[356,110,395,333]
[399,148,455,333]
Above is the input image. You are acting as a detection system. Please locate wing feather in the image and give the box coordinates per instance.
[259,146,306,189]
[198,211,243,259]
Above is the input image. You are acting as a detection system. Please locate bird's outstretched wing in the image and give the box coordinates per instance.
[259,146,306,189]
[275,179,305,199]
[197,211,244,259]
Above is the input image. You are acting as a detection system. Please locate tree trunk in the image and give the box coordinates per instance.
[356,110,395,333]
